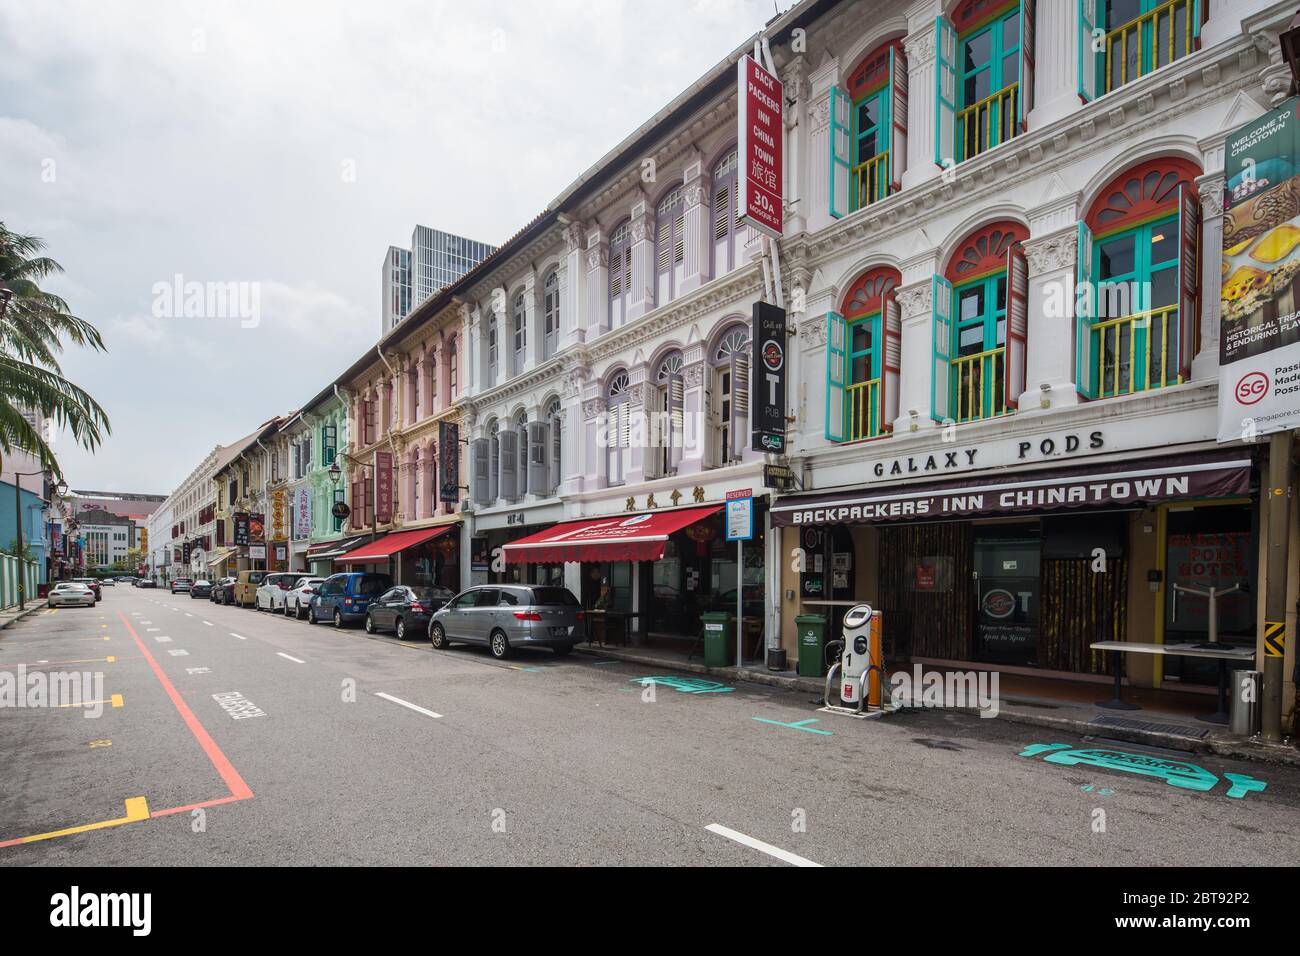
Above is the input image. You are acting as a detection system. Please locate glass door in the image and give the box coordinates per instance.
[973,523,1040,664]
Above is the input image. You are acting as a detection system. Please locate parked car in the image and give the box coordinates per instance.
[232,570,266,608]
[285,577,326,620]
[429,585,583,659]
[171,578,193,594]
[255,573,304,613]
[100,578,115,587]
[48,582,97,608]
[137,578,157,589]
[210,577,236,603]
[364,585,454,639]
[308,572,392,628]
[72,577,102,601]
[190,580,213,599]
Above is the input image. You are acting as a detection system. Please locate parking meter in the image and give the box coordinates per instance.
[839,604,883,709]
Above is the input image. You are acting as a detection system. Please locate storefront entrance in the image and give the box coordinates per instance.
[973,523,1041,665]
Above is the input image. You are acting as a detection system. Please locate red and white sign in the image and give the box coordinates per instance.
[737,54,783,238]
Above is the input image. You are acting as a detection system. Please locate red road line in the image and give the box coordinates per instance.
[150,794,248,818]
[118,611,253,801]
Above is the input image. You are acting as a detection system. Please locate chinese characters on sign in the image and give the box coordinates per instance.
[374,451,394,525]
[737,53,783,238]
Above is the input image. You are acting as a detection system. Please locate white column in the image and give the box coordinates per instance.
[1020,218,1082,412]
[805,59,838,235]
[582,389,606,489]
[625,365,649,484]
[561,220,586,349]
[524,268,542,371]
[585,228,610,340]
[679,346,707,475]
[893,260,939,434]
[626,200,655,322]
[1026,0,1080,129]
[1191,171,1226,382]
[782,56,808,236]
[468,305,486,398]
[902,16,941,192]
[680,158,709,296]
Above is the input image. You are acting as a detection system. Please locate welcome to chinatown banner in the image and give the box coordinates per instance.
[1218,97,1300,442]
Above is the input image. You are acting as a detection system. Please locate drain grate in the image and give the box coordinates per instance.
[1088,715,1210,740]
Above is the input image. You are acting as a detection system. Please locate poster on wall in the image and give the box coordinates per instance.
[234,513,250,546]
[248,513,265,543]
[1218,96,1300,442]
[440,421,460,504]
[295,487,311,540]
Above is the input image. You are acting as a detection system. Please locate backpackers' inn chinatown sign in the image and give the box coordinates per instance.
[1218,96,1300,442]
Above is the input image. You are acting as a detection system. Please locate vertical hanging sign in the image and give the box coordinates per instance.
[751,301,787,453]
[440,421,461,504]
[737,53,783,238]
[374,451,394,524]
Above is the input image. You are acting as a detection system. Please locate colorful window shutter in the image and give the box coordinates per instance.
[825,311,848,441]
[934,16,957,168]
[1077,0,1101,102]
[882,294,902,433]
[1005,242,1029,410]
[730,352,750,460]
[1018,0,1036,128]
[1177,182,1200,380]
[889,46,908,190]
[931,275,955,421]
[829,86,851,219]
[1075,220,1098,399]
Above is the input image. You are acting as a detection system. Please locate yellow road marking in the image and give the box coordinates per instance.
[56,694,123,709]
[89,740,112,748]
[4,797,149,846]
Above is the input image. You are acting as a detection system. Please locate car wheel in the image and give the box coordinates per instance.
[430,623,448,650]
[489,629,511,660]
[395,617,407,640]
[364,614,376,634]
[307,606,318,625]
[553,644,574,657]
[295,602,304,621]
[333,609,344,629]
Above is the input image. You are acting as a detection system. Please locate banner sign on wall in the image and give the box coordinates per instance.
[440,421,461,504]
[737,53,783,238]
[1218,96,1300,442]
[234,513,250,546]
[249,513,265,543]
[374,451,394,525]
[751,301,787,453]
[294,487,311,540]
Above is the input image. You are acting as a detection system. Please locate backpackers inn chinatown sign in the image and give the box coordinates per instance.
[1218,96,1300,442]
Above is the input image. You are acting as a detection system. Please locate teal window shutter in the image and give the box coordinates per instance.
[1075,220,1098,399]
[829,88,851,219]
[1077,0,1101,102]
[934,16,957,168]
[931,275,954,421]
[825,311,848,441]
[1018,1,1035,128]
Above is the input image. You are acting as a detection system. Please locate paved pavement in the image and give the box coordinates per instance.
[2,586,1298,867]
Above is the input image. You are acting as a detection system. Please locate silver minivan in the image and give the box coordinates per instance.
[429,585,583,659]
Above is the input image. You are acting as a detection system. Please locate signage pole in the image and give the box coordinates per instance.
[737,538,743,667]
[1262,431,1293,742]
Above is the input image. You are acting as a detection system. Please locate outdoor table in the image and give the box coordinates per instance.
[1089,640,1256,724]
[587,610,640,647]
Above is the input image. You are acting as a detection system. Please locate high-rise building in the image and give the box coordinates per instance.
[382,226,494,335]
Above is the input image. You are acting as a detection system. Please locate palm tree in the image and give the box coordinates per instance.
[0,221,110,479]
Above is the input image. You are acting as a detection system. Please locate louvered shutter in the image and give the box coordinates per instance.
[931,275,955,421]
[488,435,500,501]
[551,413,562,494]
[934,16,957,167]
[825,311,848,442]
[1078,0,1101,102]
[714,182,731,240]
[668,372,684,471]
[882,294,901,433]
[499,430,518,500]
[730,353,749,460]
[1005,243,1029,410]
[1177,183,1200,381]
[472,439,490,504]
[890,45,908,190]
[829,87,851,219]
[1018,1,1035,129]
[1076,220,1098,399]
[528,421,548,495]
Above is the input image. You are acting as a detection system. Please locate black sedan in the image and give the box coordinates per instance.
[210,577,236,604]
[364,586,453,640]
[190,580,213,599]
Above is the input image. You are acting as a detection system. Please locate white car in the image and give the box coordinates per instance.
[48,583,96,608]
[255,573,305,613]
[284,577,326,620]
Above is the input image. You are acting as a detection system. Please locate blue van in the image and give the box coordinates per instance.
[309,572,393,628]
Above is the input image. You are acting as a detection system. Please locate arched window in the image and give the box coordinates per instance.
[1079,157,1201,399]
[844,41,903,209]
[933,221,1029,423]
[712,326,749,466]
[938,0,1028,165]
[606,371,630,486]
[609,221,631,328]
[427,350,438,410]
[543,269,560,359]
[546,398,562,496]
[512,292,527,375]
[656,187,686,306]
[1081,0,1204,101]
[830,266,901,441]
[653,351,684,476]
[712,151,750,277]
[487,315,499,385]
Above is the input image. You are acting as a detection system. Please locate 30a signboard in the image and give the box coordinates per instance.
[737,54,783,238]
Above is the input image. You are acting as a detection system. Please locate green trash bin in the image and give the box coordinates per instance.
[796,614,828,678]
[701,612,734,667]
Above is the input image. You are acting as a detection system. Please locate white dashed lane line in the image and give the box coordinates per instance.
[375,692,442,720]
[704,825,822,867]
[277,652,306,664]
[230,633,247,641]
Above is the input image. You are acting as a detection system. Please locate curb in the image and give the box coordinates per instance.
[574,644,1300,767]
[0,604,45,631]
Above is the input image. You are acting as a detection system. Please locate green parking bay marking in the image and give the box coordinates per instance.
[752,717,832,736]
[629,676,735,695]
[1019,744,1267,800]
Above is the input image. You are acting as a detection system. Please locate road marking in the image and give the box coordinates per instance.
[277,652,305,664]
[57,694,124,709]
[704,824,822,867]
[0,656,116,667]
[146,628,160,632]
[184,613,193,618]
[0,797,150,848]
[229,632,247,641]
[751,717,833,736]
[375,692,442,719]
[167,649,190,657]
[203,621,214,627]
[155,636,172,643]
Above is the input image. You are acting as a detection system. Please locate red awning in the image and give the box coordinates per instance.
[337,526,453,564]
[503,506,721,565]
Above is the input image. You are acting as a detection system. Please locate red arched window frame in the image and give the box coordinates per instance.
[1085,156,1202,237]
[945,220,1029,283]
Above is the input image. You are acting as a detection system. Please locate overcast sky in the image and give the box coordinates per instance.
[1,0,776,494]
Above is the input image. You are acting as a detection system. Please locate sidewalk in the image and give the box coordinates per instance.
[0,604,44,631]
[574,641,1300,768]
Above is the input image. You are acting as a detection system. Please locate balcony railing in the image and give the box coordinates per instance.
[846,378,882,441]
[1105,0,1196,93]
[852,152,891,210]
[951,347,1007,423]
[957,83,1018,161]
[1091,305,1180,398]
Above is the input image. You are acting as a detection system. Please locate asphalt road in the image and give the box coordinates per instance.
[2,586,1298,867]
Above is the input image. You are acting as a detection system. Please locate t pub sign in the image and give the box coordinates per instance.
[751,301,787,454]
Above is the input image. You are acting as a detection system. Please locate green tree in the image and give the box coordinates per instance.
[0,221,110,478]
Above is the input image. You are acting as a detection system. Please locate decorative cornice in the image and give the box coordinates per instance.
[1022,229,1077,276]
